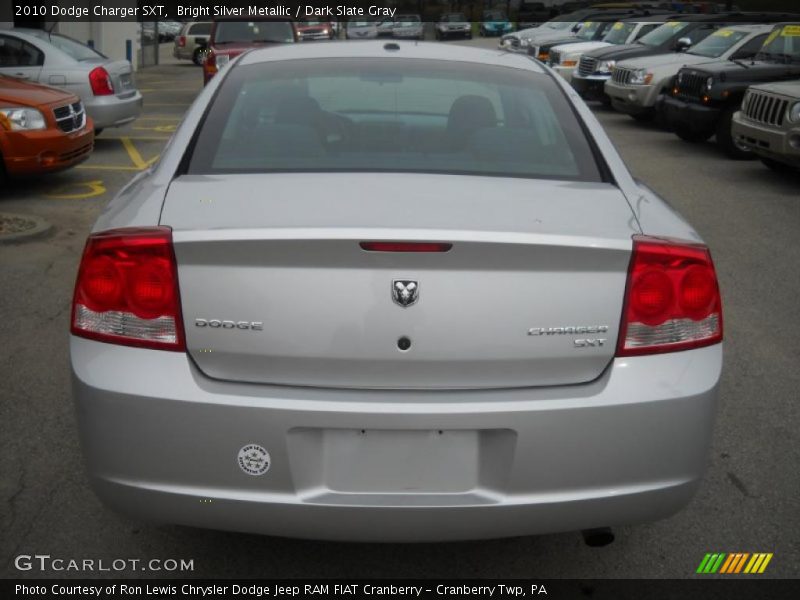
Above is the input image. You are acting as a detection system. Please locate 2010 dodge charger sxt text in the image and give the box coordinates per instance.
[70,41,723,542]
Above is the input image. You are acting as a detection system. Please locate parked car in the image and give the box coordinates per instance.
[345,19,381,40]
[573,13,800,102]
[529,11,666,64]
[70,41,723,543]
[606,24,772,121]
[392,15,424,41]
[662,22,800,158]
[0,74,93,183]
[0,29,142,134]
[500,7,644,52]
[296,20,336,41]
[732,80,800,172]
[480,10,514,37]
[376,17,397,37]
[435,13,472,40]
[158,21,183,43]
[549,16,672,83]
[203,18,297,85]
[173,21,212,65]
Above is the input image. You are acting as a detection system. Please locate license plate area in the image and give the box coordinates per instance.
[288,428,515,495]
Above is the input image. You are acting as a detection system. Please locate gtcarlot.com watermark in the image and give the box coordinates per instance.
[14,554,194,573]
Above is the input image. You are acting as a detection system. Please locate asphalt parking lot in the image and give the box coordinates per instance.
[1,37,799,579]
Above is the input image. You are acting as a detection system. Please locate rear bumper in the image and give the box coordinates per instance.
[85,92,143,130]
[71,337,721,541]
[605,81,660,114]
[660,96,720,134]
[1,122,94,177]
[732,112,800,168]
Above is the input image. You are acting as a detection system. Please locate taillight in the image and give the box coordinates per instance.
[88,66,114,96]
[616,235,722,357]
[178,35,186,47]
[71,227,185,351]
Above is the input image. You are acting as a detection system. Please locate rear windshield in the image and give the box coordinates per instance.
[639,21,690,46]
[187,58,603,182]
[213,20,294,44]
[28,31,106,60]
[687,28,748,58]
[188,23,212,36]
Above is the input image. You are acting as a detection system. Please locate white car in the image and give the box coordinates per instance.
[499,20,580,52]
[549,19,667,82]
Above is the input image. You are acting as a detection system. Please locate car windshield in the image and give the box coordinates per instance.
[188,58,602,183]
[687,28,748,58]
[29,31,106,60]
[442,14,467,22]
[484,12,506,21]
[576,21,604,41]
[603,22,637,45]
[214,20,295,44]
[545,21,576,31]
[639,21,690,46]
[756,24,800,63]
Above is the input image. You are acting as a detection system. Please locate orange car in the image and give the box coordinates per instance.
[0,75,94,182]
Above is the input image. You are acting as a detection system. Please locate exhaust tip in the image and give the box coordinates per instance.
[582,527,615,547]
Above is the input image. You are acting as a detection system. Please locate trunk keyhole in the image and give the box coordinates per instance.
[397,337,412,351]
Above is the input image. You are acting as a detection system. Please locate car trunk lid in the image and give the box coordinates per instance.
[161,173,638,389]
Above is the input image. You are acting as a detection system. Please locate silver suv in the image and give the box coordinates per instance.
[173,21,212,65]
[732,81,800,172]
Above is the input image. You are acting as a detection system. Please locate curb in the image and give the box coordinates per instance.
[0,212,53,244]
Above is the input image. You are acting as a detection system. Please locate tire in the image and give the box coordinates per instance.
[761,158,795,174]
[192,47,207,66]
[716,106,754,160]
[674,125,712,144]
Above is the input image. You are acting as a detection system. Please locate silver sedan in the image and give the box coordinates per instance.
[70,41,723,542]
[0,29,142,133]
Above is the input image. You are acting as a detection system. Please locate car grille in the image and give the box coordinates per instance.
[675,72,706,100]
[742,90,789,127]
[578,56,597,78]
[302,28,323,35]
[612,67,634,85]
[59,142,93,162]
[53,101,86,133]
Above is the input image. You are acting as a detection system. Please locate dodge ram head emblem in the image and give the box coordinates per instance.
[392,280,419,307]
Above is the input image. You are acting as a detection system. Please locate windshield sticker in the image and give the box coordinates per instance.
[613,22,624,30]
[781,25,800,37]
[714,29,734,38]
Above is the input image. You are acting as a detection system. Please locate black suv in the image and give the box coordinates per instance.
[571,13,800,102]
[662,22,800,158]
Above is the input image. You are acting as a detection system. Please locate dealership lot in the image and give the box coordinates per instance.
[1,37,799,578]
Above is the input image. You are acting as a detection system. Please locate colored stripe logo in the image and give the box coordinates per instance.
[696,553,773,574]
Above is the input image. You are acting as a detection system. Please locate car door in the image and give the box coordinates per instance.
[0,34,44,82]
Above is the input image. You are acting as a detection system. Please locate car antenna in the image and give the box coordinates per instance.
[46,19,58,42]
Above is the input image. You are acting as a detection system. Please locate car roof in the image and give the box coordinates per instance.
[238,41,546,74]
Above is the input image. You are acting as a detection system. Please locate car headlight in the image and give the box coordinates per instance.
[596,60,616,74]
[790,102,800,123]
[630,69,653,86]
[706,77,714,92]
[0,107,46,131]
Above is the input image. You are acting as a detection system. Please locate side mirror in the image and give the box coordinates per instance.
[675,37,692,52]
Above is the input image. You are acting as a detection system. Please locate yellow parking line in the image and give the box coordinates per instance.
[120,136,148,170]
[136,116,182,120]
[102,136,171,141]
[76,164,143,172]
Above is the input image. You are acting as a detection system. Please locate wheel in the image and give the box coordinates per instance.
[192,47,208,66]
[674,125,712,143]
[716,106,754,160]
[760,158,795,173]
